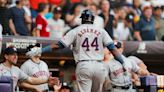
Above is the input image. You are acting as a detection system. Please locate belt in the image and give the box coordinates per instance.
[112,84,131,89]
[77,60,101,64]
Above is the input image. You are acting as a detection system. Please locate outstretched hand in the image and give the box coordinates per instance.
[48,76,60,86]
[53,83,62,91]
[50,42,59,49]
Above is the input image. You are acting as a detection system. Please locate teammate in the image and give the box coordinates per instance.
[20,43,50,92]
[42,9,127,92]
[0,46,59,92]
[103,42,150,92]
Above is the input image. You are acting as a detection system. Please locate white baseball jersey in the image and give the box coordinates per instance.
[104,55,140,86]
[20,59,49,91]
[0,64,28,92]
[60,24,113,62]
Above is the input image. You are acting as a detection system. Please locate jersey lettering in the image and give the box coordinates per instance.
[82,37,99,51]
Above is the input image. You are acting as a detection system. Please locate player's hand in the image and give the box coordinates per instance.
[50,42,59,49]
[48,77,60,86]
[53,83,62,91]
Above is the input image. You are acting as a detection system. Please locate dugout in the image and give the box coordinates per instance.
[0,36,164,76]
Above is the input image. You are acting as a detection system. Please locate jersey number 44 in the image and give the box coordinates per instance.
[82,37,99,51]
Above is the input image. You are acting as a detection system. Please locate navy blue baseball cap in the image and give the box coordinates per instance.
[53,7,62,13]
[4,46,17,55]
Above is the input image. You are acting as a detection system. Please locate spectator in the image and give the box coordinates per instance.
[134,2,156,41]
[81,0,94,8]
[113,8,131,41]
[23,0,32,32]
[132,0,142,16]
[89,3,104,28]
[9,0,31,36]
[99,0,115,39]
[65,3,83,28]
[152,3,164,41]
[34,3,50,37]
[47,6,69,39]
[0,46,59,92]
[0,0,12,35]
[20,43,50,92]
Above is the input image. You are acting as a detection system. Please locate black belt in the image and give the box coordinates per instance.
[112,84,131,89]
[77,60,101,64]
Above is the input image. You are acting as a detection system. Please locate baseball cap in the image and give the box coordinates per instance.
[151,1,162,10]
[53,7,62,13]
[141,1,152,11]
[26,43,41,52]
[4,46,17,55]
[125,13,134,22]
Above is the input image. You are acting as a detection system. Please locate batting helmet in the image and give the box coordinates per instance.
[80,9,95,24]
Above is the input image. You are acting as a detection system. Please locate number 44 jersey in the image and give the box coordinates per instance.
[60,24,113,62]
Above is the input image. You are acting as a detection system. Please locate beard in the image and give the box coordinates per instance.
[10,60,17,65]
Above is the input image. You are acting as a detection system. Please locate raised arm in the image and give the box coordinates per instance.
[106,43,124,65]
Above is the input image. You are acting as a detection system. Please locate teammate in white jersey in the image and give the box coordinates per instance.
[103,42,150,92]
[42,9,127,92]
[0,46,59,92]
[20,43,50,92]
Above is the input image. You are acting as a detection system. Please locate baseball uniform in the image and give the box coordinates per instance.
[104,55,140,92]
[20,59,50,91]
[0,63,28,92]
[60,24,113,92]
[128,56,143,65]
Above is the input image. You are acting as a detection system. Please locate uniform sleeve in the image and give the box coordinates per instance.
[102,29,113,46]
[60,29,76,47]
[20,63,29,75]
[36,15,43,30]
[18,68,29,81]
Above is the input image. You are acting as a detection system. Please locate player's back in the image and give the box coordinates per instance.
[72,24,112,61]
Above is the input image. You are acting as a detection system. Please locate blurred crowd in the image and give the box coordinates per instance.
[0,0,164,41]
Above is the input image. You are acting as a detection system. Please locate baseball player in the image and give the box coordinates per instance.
[0,46,59,92]
[103,42,150,92]
[42,9,127,92]
[20,43,50,92]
